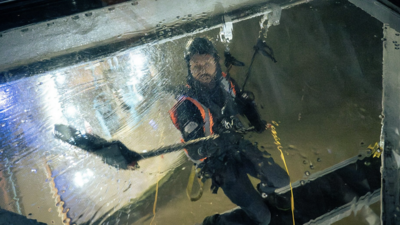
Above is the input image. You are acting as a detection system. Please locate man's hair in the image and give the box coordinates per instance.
[185,37,220,62]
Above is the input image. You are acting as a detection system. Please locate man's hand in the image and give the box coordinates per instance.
[254,120,268,133]
[127,160,140,170]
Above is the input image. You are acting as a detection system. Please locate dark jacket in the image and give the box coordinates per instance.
[169,72,265,161]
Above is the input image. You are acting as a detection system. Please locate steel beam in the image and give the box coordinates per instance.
[380,24,400,225]
[349,0,400,32]
[0,0,312,83]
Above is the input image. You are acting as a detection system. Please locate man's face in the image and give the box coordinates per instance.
[189,54,217,88]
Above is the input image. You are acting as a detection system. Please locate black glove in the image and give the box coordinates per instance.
[254,120,267,133]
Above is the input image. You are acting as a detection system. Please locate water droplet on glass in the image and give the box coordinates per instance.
[300,180,305,186]
[31,169,37,173]
[310,164,314,169]
[305,171,310,176]
[317,158,321,162]
[303,160,308,164]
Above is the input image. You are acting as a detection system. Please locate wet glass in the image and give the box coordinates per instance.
[0,0,383,224]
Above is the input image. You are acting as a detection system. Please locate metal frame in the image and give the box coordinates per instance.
[348,0,400,32]
[380,24,400,225]
[0,0,310,83]
[348,0,400,224]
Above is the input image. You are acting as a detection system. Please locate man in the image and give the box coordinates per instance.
[54,37,289,225]
[169,37,289,225]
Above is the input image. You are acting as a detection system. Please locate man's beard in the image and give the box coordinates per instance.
[198,73,216,89]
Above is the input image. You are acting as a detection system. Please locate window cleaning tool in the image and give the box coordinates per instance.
[54,124,254,167]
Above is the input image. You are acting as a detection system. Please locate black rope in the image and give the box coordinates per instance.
[242,39,277,91]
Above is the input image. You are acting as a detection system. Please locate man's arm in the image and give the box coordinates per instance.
[230,77,267,132]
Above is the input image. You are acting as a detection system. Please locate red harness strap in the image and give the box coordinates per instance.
[169,96,214,162]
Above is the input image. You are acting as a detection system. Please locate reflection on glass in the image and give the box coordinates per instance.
[73,169,94,187]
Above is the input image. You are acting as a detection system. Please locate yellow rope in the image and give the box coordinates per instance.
[270,121,295,225]
[150,167,160,225]
[150,128,166,225]
[368,142,382,158]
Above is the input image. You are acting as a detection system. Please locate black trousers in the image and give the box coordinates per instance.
[202,139,289,225]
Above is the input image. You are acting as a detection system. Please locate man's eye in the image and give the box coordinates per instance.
[204,63,211,68]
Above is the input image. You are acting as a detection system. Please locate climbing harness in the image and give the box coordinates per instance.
[186,165,205,201]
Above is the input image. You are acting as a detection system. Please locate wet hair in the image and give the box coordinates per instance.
[185,37,220,61]
[185,37,222,88]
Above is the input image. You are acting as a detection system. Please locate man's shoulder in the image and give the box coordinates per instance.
[169,95,204,130]
[171,96,201,115]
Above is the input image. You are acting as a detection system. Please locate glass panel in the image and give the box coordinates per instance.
[0,0,382,224]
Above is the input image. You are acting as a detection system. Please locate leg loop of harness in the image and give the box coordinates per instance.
[186,164,205,201]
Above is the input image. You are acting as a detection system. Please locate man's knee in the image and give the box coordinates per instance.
[276,171,290,188]
[202,207,268,225]
[247,202,271,225]
[202,214,220,225]
[267,166,290,189]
